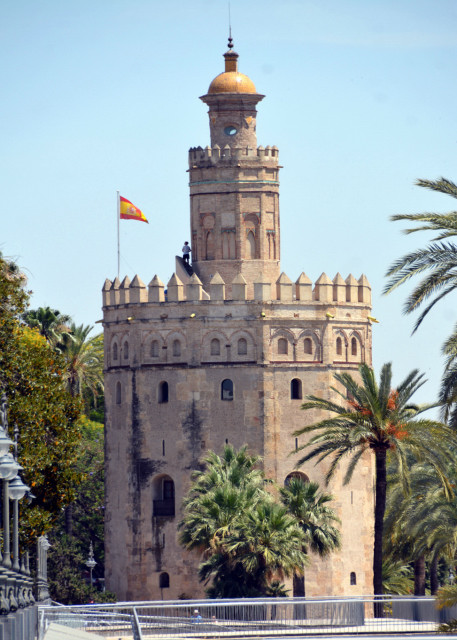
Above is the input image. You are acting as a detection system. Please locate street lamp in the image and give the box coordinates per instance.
[86,542,97,588]
[8,476,30,572]
[0,454,21,569]
[0,431,13,456]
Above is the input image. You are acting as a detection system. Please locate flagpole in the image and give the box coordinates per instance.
[117,190,120,279]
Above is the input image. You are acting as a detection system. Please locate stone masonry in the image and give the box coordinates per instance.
[103,42,375,601]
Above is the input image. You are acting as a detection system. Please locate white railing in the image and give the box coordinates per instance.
[38,595,457,638]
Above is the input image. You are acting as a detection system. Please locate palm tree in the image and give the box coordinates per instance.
[280,477,341,596]
[385,178,457,420]
[58,323,104,400]
[381,558,413,596]
[384,178,457,332]
[384,459,454,595]
[438,331,457,427]
[293,362,457,605]
[22,306,72,347]
[179,445,308,597]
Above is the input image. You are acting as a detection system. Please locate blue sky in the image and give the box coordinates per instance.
[2,0,457,407]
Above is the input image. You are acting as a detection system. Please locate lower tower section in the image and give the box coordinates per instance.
[103,271,374,600]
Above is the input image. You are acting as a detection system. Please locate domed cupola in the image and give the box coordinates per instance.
[200,37,264,149]
[208,44,257,95]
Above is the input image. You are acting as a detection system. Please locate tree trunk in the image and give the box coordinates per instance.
[373,448,387,617]
[430,554,439,595]
[293,572,305,597]
[414,555,426,596]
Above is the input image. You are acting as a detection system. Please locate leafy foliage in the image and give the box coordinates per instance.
[22,306,72,347]
[437,618,457,634]
[179,445,308,598]
[384,177,457,332]
[382,558,413,595]
[0,256,108,602]
[384,178,457,422]
[57,323,104,400]
[0,256,83,540]
[47,418,110,603]
[280,478,341,557]
[293,363,457,597]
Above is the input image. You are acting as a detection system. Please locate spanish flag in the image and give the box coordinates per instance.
[119,196,148,223]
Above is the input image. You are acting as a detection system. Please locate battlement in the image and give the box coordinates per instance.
[102,271,371,307]
[188,144,279,167]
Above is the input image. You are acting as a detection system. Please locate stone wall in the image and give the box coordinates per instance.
[103,269,374,600]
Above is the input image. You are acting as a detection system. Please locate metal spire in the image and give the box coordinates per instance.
[228,2,233,49]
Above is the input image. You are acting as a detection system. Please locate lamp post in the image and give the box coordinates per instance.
[8,476,30,572]
[86,542,97,588]
[0,454,21,568]
[0,424,13,566]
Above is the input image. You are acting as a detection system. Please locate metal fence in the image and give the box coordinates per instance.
[38,595,457,639]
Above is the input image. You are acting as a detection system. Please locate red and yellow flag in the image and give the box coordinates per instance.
[119,196,148,223]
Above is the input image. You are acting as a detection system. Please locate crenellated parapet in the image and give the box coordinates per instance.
[188,144,279,168]
[102,270,371,308]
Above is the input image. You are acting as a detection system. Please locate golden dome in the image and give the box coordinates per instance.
[207,45,257,95]
[208,71,257,94]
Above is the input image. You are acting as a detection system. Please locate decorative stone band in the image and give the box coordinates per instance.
[188,144,279,166]
[189,179,279,186]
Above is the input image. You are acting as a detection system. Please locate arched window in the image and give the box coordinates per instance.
[159,572,170,589]
[221,379,233,401]
[336,337,343,356]
[158,381,169,404]
[115,381,122,405]
[351,337,357,356]
[247,230,256,259]
[123,341,129,359]
[284,471,309,487]
[172,340,181,357]
[210,338,220,356]
[304,338,312,355]
[237,338,247,355]
[350,572,357,586]
[151,340,159,357]
[153,476,175,517]
[112,343,118,360]
[278,338,288,354]
[291,378,302,400]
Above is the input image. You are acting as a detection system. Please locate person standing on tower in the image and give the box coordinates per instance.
[182,241,191,264]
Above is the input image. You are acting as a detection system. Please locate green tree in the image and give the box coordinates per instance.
[384,178,457,422]
[381,558,414,595]
[438,332,457,427]
[384,459,452,595]
[384,177,457,332]
[280,477,340,595]
[22,306,72,347]
[47,417,111,603]
[58,323,104,401]
[0,255,83,539]
[293,363,456,605]
[179,445,308,597]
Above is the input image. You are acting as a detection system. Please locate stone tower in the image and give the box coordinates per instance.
[103,41,375,601]
[190,41,280,296]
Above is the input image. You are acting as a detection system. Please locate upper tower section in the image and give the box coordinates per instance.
[200,39,264,150]
[189,40,281,295]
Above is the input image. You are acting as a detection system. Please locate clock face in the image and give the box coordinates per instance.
[224,125,238,136]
